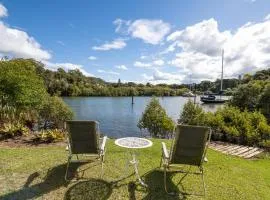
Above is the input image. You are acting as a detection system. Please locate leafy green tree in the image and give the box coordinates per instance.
[199,80,214,92]
[138,97,174,137]
[0,59,48,110]
[178,100,207,125]
[242,73,253,84]
[253,68,270,80]
[258,83,270,121]
[0,59,74,131]
[229,80,265,111]
[39,96,73,128]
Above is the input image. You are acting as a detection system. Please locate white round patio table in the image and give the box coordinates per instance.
[115,137,153,187]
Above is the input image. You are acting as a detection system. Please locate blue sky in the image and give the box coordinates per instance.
[0,0,270,84]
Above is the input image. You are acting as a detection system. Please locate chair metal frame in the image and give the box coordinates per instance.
[160,125,211,196]
[64,120,107,181]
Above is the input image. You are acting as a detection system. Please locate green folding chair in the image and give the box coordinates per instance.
[160,125,211,196]
[65,120,107,181]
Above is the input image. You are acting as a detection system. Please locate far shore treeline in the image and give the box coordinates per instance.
[1,58,246,97]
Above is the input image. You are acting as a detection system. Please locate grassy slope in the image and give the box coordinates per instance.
[0,139,269,200]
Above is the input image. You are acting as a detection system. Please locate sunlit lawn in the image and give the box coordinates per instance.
[0,139,269,200]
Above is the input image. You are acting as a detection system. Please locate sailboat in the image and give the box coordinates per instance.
[200,50,227,104]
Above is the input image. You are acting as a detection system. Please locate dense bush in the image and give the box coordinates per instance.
[179,101,270,148]
[0,59,74,139]
[258,83,270,121]
[229,80,265,111]
[0,59,48,110]
[178,100,208,125]
[138,97,175,138]
[39,96,73,129]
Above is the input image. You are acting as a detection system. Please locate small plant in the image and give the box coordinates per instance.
[39,96,73,129]
[179,100,208,126]
[138,97,175,138]
[259,140,270,150]
[0,122,30,138]
[35,129,66,143]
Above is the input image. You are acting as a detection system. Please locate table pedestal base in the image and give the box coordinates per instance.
[114,137,153,187]
[129,152,147,187]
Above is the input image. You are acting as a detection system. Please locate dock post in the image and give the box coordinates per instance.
[132,96,134,104]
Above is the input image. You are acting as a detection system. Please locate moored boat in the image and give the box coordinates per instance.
[200,95,227,103]
[200,49,227,104]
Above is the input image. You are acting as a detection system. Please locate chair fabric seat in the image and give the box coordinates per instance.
[66,121,99,154]
[170,125,209,166]
[71,142,99,154]
[65,120,106,181]
[161,124,211,196]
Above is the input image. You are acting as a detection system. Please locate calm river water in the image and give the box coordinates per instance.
[63,96,224,138]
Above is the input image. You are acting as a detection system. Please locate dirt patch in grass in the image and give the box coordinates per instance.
[0,135,66,148]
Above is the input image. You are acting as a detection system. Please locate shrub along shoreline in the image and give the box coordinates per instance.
[179,101,270,149]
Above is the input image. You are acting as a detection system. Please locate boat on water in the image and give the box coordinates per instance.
[200,94,227,104]
[200,49,227,104]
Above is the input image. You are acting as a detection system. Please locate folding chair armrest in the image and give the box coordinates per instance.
[162,142,169,159]
[100,136,107,153]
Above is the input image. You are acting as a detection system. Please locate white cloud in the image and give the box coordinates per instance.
[43,61,94,77]
[134,59,164,68]
[160,41,179,55]
[167,18,231,56]
[115,65,128,70]
[265,14,270,21]
[134,61,152,68]
[169,51,220,81]
[153,69,184,82]
[0,4,8,18]
[140,55,147,59]
[0,22,51,60]
[0,4,50,61]
[114,18,171,45]
[97,69,120,75]
[0,4,93,79]
[141,69,185,84]
[141,73,153,80]
[167,31,182,42]
[0,5,50,60]
[166,17,270,82]
[88,56,97,60]
[153,59,164,66]
[57,40,65,46]
[92,38,126,51]
[113,18,131,33]
[128,19,171,45]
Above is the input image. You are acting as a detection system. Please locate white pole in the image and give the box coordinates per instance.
[221,49,224,91]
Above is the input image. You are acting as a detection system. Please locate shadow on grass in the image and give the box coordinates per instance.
[0,162,86,200]
[64,179,112,200]
[126,169,187,200]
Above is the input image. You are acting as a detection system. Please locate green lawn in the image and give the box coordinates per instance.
[0,139,269,200]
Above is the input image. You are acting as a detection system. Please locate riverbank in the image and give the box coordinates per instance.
[1,139,269,199]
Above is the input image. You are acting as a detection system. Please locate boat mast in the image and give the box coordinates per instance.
[220,49,224,91]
